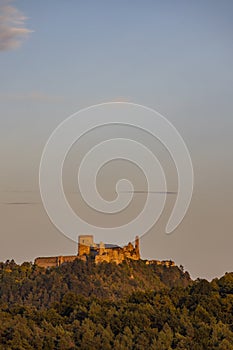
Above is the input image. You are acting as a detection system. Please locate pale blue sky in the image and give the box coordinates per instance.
[0,0,233,279]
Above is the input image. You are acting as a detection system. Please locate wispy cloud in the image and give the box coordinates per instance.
[0,0,32,51]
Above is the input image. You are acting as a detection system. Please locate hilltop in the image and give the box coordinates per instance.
[0,259,190,306]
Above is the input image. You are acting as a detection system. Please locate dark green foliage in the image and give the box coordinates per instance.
[0,259,232,349]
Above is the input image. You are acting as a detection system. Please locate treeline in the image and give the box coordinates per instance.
[0,259,232,349]
[0,259,190,306]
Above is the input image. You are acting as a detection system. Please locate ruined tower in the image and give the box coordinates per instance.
[135,236,140,259]
[78,235,94,256]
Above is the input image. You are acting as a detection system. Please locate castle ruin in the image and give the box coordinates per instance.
[35,235,140,268]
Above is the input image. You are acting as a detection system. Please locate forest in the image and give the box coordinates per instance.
[0,259,233,349]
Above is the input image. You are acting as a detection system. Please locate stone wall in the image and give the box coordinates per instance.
[92,240,140,264]
[145,260,175,267]
[35,257,59,268]
[35,255,78,268]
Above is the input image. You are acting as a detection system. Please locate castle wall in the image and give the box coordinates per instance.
[145,260,175,267]
[35,255,79,268]
[78,243,91,256]
[94,241,140,264]
[35,257,58,268]
[62,256,78,264]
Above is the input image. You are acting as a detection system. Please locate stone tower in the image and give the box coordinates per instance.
[78,235,94,256]
[135,236,140,259]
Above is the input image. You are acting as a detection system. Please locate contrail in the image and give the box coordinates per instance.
[2,202,39,205]
[119,191,177,194]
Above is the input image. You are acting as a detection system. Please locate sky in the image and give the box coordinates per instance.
[0,0,233,280]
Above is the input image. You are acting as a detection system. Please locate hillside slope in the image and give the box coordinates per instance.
[0,259,190,306]
[0,260,233,349]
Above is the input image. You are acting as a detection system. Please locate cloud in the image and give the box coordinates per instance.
[0,0,32,51]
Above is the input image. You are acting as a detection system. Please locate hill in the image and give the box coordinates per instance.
[0,259,190,306]
[0,259,233,349]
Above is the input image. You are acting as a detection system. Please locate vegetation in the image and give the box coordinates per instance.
[0,259,232,349]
